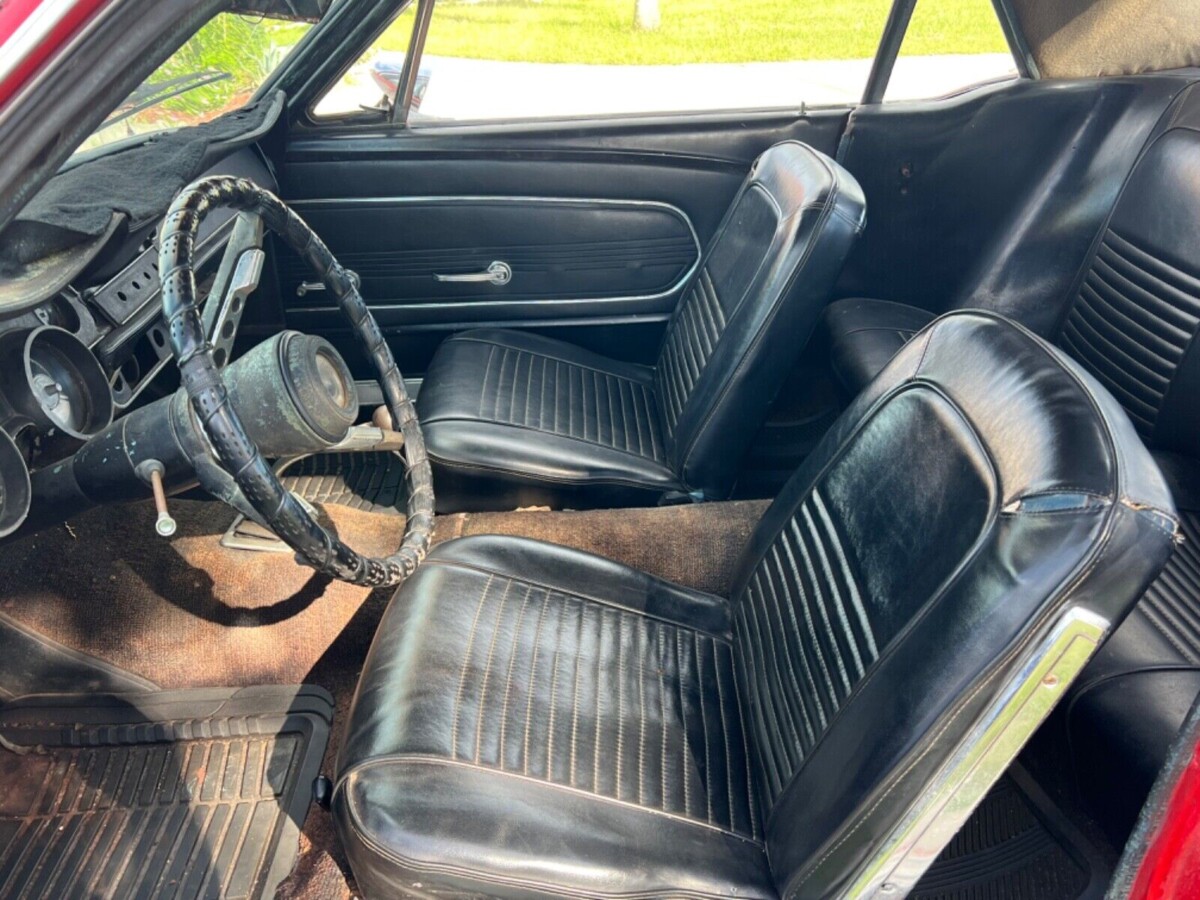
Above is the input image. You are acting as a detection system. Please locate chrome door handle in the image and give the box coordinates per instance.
[434,260,512,286]
[296,269,360,297]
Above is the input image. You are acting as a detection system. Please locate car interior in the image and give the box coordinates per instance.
[0,0,1198,897]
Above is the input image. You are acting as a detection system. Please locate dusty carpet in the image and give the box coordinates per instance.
[0,498,766,687]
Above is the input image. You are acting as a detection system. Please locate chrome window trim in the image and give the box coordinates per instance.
[288,195,703,311]
[843,604,1110,898]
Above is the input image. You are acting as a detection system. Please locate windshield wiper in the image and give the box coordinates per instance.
[100,70,232,131]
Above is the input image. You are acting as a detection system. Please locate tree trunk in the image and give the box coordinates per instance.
[634,0,660,31]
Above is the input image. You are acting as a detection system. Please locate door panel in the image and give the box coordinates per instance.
[282,197,700,331]
[274,112,849,375]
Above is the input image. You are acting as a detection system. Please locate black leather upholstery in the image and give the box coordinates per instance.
[335,311,1177,899]
[1056,125,1200,455]
[413,328,677,511]
[1062,106,1200,840]
[820,97,1200,841]
[823,97,1200,413]
[337,535,775,899]
[417,141,866,512]
[823,297,935,394]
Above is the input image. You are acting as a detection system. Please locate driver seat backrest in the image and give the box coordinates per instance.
[730,311,1176,897]
[654,141,865,498]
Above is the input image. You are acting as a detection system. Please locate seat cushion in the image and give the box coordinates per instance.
[334,535,774,900]
[821,297,936,393]
[417,328,680,511]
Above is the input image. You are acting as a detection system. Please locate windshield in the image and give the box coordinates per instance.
[77,13,311,155]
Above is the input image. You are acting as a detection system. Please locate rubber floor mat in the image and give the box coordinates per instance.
[0,685,332,900]
[913,769,1108,900]
[279,452,405,515]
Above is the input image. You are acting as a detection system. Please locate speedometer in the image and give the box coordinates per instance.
[31,344,88,433]
[1,327,113,440]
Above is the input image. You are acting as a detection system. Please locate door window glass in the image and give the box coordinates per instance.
[325,0,896,124]
[313,6,419,117]
[885,0,1017,102]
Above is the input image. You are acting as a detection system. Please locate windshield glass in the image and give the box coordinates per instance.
[77,13,311,155]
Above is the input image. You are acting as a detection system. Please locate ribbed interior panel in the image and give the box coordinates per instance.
[733,488,878,805]
[1135,510,1200,663]
[1061,229,1200,435]
[655,267,727,437]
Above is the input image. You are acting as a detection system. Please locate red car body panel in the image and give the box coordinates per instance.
[1128,741,1200,899]
[0,0,108,107]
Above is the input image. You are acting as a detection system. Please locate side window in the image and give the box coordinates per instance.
[885,0,1017,101]
[313,7,418,117]
[319,0,894,124]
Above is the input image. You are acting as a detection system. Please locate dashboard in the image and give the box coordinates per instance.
[0,147,276,538]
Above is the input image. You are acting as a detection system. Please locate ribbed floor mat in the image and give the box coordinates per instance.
[279,452,405,515]
[0,685,332,900]
[913,771,1106,900]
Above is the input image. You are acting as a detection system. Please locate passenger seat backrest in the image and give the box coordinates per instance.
[653,141,865,498]
[1056,104,1200,458]
[727,312,1177,897]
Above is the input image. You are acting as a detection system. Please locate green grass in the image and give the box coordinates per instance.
[373,0,1008,65]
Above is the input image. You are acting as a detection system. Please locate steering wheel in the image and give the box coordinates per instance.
[158,175,433,587]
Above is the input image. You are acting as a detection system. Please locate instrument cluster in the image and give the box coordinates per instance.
[0,147,274,538]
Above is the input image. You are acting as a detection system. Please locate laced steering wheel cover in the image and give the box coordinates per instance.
[159,176,433,587]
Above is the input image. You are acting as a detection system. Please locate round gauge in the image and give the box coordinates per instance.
[31,351,82,432]
[2,327,114,440]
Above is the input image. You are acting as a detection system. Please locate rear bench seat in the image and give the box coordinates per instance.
[823,87,1200,840]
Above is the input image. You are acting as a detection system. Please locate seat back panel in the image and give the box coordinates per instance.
[733,387,996,809]
[653,142,866,498]
[726,312,1176,896]
[655,183,774,438]
[1058,125,1200,456]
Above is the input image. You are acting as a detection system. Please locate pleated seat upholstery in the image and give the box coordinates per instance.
[417,141,866,511]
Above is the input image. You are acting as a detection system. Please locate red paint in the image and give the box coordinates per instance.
[1129,741,1200,900]
[0,0,45,44]
[0,0,109,107]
